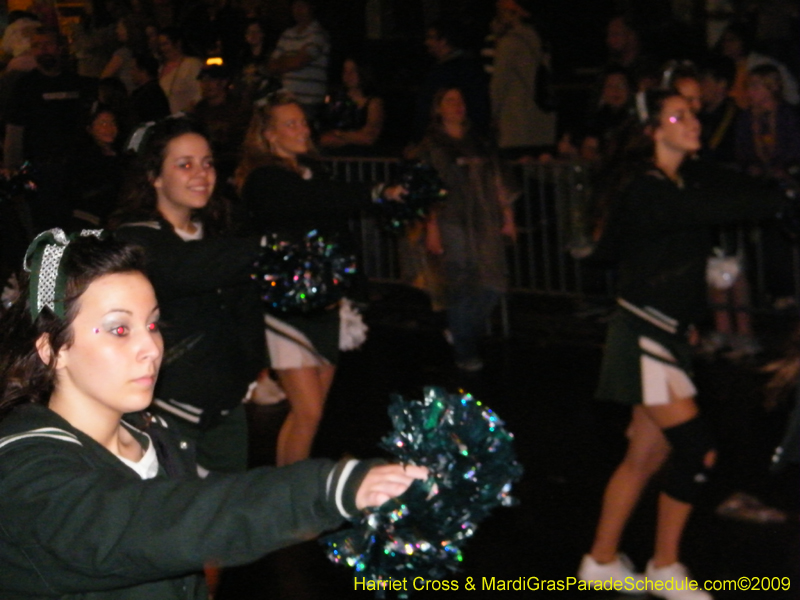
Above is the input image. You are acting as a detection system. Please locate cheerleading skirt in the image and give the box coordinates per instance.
[595,309,696,406]
[265,309,339,369]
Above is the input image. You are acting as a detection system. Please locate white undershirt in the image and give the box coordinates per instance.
[174,221,204,241]
[117,422,160,480]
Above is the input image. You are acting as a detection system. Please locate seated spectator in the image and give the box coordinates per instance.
[129,52,171,123]
[318,57,385,156]
[65,104,128,230]
[97,76,136,141]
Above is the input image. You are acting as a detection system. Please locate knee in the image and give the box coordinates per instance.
[662,416,716,504]
[623,443,669,478]
[288,399,325,426]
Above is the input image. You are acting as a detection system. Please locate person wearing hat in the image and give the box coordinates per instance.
[191,63,251,183]
[489,0,556,158]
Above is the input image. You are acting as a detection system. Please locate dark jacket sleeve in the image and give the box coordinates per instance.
[114,223,262,301]
[241,165,372,232]
[0,437,358,595]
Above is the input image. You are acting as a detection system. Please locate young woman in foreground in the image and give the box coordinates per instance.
[0,231,426,599]
[577,90,785,600]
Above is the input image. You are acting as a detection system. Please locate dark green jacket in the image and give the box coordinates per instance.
[0,404,368,599]
[591,160,785,328]
[113,220,265,427]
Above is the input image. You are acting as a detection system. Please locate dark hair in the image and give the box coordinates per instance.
[601,65,635,90]
[133,52,160,79]
[244,18,265,34]
[118,14,148,55]
[158,26,183,47]
[428,86,471,131]
[83,103,119,143]
[0,237,146,418]
[98,76,128,102]
[111,116,231,235]
[748,63,784,100]
[717,21,756,57]
[698,54,737,87]
[33,26,60,42]
[342,56,378,96]
[427,19,465,50]
[592,89,681,224]
[8,11,40,25]
[663,60,699,90]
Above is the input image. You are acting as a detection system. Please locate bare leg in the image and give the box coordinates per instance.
[275,364,336,466]
[589,405,670,563]
[644,398,716,568]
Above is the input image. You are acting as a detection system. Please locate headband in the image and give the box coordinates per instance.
[124,112,187,155]
[23,228,105,320]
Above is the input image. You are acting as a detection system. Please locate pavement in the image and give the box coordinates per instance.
[217,286,800,599]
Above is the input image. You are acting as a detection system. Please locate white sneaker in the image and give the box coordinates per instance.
[578,554,644,595]
[645,561,712,600]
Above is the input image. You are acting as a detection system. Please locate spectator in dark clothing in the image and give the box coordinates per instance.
[698,54,739,166]
[414,19,490,140]
[129,52,170,123]
[190,63,250,183]
[736,63,800,181]
[736,63,800,303]
[559,65,634,162]
[65,104,128,231]
[3,26,96,230]
[605,14,658,90]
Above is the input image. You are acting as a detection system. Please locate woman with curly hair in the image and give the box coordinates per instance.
[110,116,265,474]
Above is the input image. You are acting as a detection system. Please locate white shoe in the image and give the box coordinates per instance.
[578,554,644,595]
[645,561,712,600]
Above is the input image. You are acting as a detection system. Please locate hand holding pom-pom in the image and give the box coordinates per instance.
[377,161,447,233]
[322,387,522,591]
[252,230,358,315]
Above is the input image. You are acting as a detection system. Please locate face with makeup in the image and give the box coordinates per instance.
[152,133,216,225]
[44,272,163,420]
[653,95,701,156]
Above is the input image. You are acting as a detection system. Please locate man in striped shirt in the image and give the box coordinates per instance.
[268,0,330,118]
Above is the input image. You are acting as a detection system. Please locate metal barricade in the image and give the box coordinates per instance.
[323,156,794,311]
